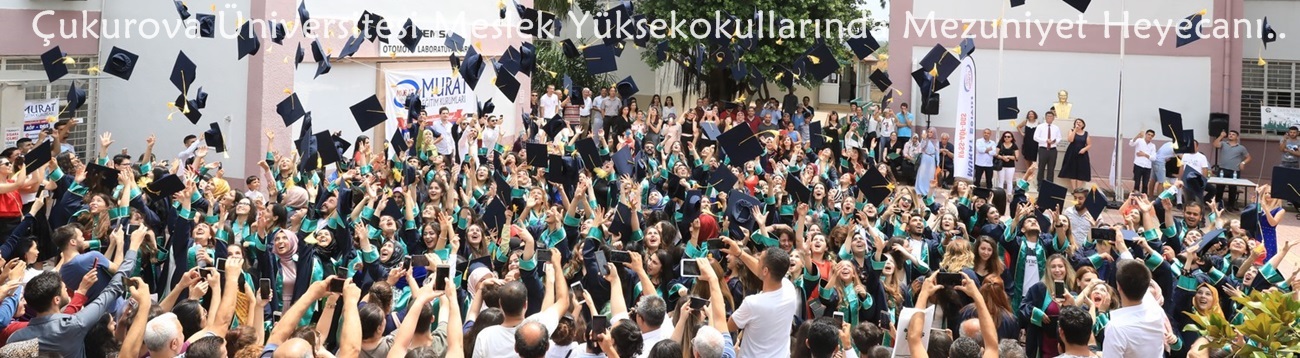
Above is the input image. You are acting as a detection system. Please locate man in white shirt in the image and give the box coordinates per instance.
[591,89,607,137]
[472,262,569,358]
[540,85,562,121]
[632,295,674,357]
[1033,111,1062,185]
[579,88,593,132]
[1103,260,1165,358]
[1179,140,1211,203]
[974,129,997,189]
[480,116,500,155]
[725,245,798,358]
[1129,130,1157,196]
[1152,141,1176,189]
[430,107,456,158]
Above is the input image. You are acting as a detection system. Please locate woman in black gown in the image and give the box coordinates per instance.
[1017,110,1040,166]
[1058,118,1093,190]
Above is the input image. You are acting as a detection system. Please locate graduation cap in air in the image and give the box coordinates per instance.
[460,46,485,89]
[23,141,52,174]
[169,51,197,93]
[525,142,548,168]
[66,84,86,113]
[389,129,409,154]
[1263,17,1278,48]
[481,199,508,231]
[726,189,761,233]
[194,87,209,109]
[445,32,465,51]
[478,98,496,117]
[1176,11,1206,48]
[1271,166,1300,203]
[855,167,894,206]
[1158,108,1186,142]
[297,1,311,34]
[911,68,950,97]
[494,62,521,101]
[1174,130,1197,154]
[583,44,618,75]
[516,5,560,39]
[1193,228,1227,258]
[717,125,764,165]
[919,44,961,80]
[774,66,797,90]
[1062,0,1091,13]
[520,42,537,76]
[1083,186,1108,219]
[729,62,749,82]
[270,22,286,45]
[359,11,388,43]
[295,112,317,168]
[998,97,1019,120]
[314,131,340,166]
[1240,204,1262,239]
[700,122,722,141]
[847,31,882,60]
[611,148,636,176]
[274,93,305,126]
[310,39,331,78]
[498,47,521,76]
[102,47,138,81]
[400,19,422,53]
[175,94,203,124]
[147,173,186,198]
[881,90,896,106]
[350,95,387,131]
[294,43,305,69]
[955,37,977,59]
[867,70,893,92]
[809,121,829,151]
[616,76,638,102]
[652,41,669,62]
[337,35,365,60]
[1036,179,1069,212]
[800,44,839,81]
[1011,0,1026,7]
[546,155,580,185]
[403,92,424,121]
[204,122,227,157]
[196,13,216,38]
[575,138,603,170]
[561,39,581,59]
[785,174,812,203]
[972,187,993,202]
[174,0,191,20]
[84,164,121,191]
[237,20,261,60]
[609,203,635,238]
[708,168,738,193]
[542,117,565,139]
[40,46,72,83]
[332,134,352,159]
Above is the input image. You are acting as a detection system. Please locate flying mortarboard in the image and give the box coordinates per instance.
[1036,180,1069,212]
[237,20,261,60]
[846,31,882,60]
[389,130,409,154]
[1240,204,1262,239]
[400,19,422,53]
[445,32,466,51]
[84,164,121,191]
[498,46,521,76]
[1011,0,1026,7]
[526,142,548,168]
[298,1,311,35]
[708,168,738,193]
[271,22,286,45]
[494,62,521,101]
[169,51,197,93]
[337,35,365,60]
[800,44,839,81]
[869,70,892,92]
[314,130,340,166]
[310,39,331,78]
[479,98,496,116]
[194,87,208,109]
[972,187,993,201]
[609,203,635,238]
[1174,129,1196,154]
[22,141,52,173]
[295,43,305,69]
[1158,108,1186,143]
[583,44,618,75]
[520,42,537,76]
[66,84,86,113]
[726,190,761,233]
[350,95,387,131]
[546,155,579,185]
[785,174,812,203]
[958,38,976,59]
[102,47,138,80]
[998,97,1019,120]
[855,168,894,206]
[542,118,565,139]
[1271,166,1300,203]
[332,134,352,158]
[561,39,582,59]
[616,76,638,102]
[175,94,203,124]
[482,199,508,231]
[359,11,388,43]
[196,13,216,38]
[204,122,227,157]
[717,125,764,165]
[919,44,960,80]
[1193,228,1227,257]
[147,174,186,198]
[700,122,722,140]
[1176,11,1206,48]
[1263,17,1278,48]
[276,93,305,126]
[516,5,560,39]
[1083,186,1108,219]
[403,92,424,121]
[1062,0,1092,13]
[612,148,635,176]
[40,46,71,83]
[575,138,603,170]
[460,46,485,90]
[174,0,191,20]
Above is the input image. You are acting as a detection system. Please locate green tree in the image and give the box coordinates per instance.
[637,0,879,102]
[529,41,616,96]
[1183,288,1300,356]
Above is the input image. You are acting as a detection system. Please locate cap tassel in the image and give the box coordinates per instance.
[808,55,820,65]
[223,151,230,159]
[87,66,100,74]
[928,66,938,77]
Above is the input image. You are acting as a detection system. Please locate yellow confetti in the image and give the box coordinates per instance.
[283,88,292,94]
[775,38,783,45]
[167,112,175,121]
[1258,57,1268,66]
[498,0,504,9]
[282,56,290,64]
[1199,9,1207,16]
[389,51,397,59]
[993,19,1001,28]
[167,102,176,108]
[87,66,100,74]
[210,4,215,12]
[46,116,57,123]
[62,57,75,65]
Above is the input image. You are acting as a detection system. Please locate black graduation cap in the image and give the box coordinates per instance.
[1158,108,1185,142]
[582,44,618,75]
[84,163,120,190]
[497,47,521,76]
[66,84,86,113]
[800,44,839,81]
[494,62,521,102]
[546,155,579,185]
[102,47,138,80]
[170,51,197,93]
[194,87,208,109]
[1062,0,1091,13]
[912,68,938,97]
[237,20,261,60]
[708,168,738,193]
[275,92,306,126]
[337,35,365,60]
[295,43,305,69]
[575,138,603,170]
[700,122,722,140]
[717,122,764,165]
[1240,204,1262,239]
[616,76,638,102]
[350,95,387,131]
[482,199,508,231]
[855,168,894,206]
[460,46,485,89]
[958,38,976,59]
[919,44,960,80]
[332,134,352,158]
[881,90,895,107]
[809,121,828,151]
[542,118,565,139]
[204,122,227,156]
[516,5,560,38]
[869,70,892,92]
[1011,0,1026,7]
[972,187,993,201]
[1036,180,1069,212]
[40,46,71,83]
[271,22,286,45]
[445,32,465,51]
[358,11,387,42]
[23,141,52,173]
[1174,129,1197,154]
[297,1,311,34]
[785,174,812,203]
[847,31,882,60]
[561,39,581,59]
[1263,17,1278,48]
[176,94,203,124]
[998,97,1019,120]
[314,131,340,166]
[147,173,186,198]
[729,62,749,82]
[612,148,635,176]
[1271,166,1300,203]
[400,19,422,53]
[652,41,669,62]
[526,142,548,168]
[1083,186,1108,219]
[196,13,216,38]
[404,92,424,121]
[678,190,704,228]
[174,0,191,20]
[310,39,331,78]
[1176,12,1206,48]
[774,66,796,89]
[520,42,537,76]
[478,98,495,116]
[389,129,409,154]
[609,203,635,238]
[726,189,761,232]
[1194,228,1227,258]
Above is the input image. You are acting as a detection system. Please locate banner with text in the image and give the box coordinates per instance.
[383,67,478,135]
[1263,106,1300,133]
[21,99,59,141]
[952,57,977,180]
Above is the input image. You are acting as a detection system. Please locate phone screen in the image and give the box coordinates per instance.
[610,250,632,264]
[680,259,700,277]
[689,296,707,309]
[535,249,553,263]
[590,315,610,334]
[215,258,227,272]
[434,265,451,291]
[936,272,963,287]
[705,239,724,250]
[410,254,430,267]
[328,277,345,293]
[259,278,271,300]
[833,312,845,325]
[1053,281,1066,298]
[594,252,609,276]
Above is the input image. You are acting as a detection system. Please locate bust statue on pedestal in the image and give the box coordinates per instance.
[1051,90,1073,120]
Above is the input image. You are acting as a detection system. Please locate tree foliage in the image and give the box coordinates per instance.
[530,40,616,95]
[1184,289,1300,356]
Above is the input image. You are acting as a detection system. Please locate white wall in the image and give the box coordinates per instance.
[289,61,377,150]
[0,0,100,11]
[909,47,1212,140]
[1243,1,1300,60]
[96,0,251,177]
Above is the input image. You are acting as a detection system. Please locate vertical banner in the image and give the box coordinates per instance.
[21,99,59,140]
[953,57,977,180]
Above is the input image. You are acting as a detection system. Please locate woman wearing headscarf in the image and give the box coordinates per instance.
[264,227,324,326]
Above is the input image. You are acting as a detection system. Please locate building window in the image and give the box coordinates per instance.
[1241,59,1300,134]
[1,56,97,161]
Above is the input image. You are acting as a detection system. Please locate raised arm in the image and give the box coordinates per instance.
[117,278,152,358]
[267,278,329,346]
